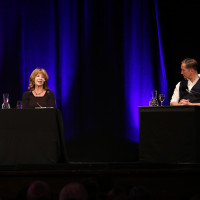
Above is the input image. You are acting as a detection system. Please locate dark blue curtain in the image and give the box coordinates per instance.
[0,0,167,162]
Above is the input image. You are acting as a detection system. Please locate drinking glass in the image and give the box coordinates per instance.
[16,101,23,109]
[159,94,165,106]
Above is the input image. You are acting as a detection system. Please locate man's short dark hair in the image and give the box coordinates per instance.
[182,58,198,71]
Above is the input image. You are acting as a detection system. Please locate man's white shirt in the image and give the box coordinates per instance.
[170,74,200,103]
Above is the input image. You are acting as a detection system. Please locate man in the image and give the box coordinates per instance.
[170,58,200,106]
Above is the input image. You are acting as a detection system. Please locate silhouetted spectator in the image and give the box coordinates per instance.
[81,178,103,200]
[129,186,150,200]
[26,180,52,200]
[59,182,88,200]
[107,185,129,200]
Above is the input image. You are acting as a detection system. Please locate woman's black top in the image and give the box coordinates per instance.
[22,90,56,108]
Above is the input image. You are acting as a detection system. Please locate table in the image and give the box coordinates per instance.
[139,106,200,163]
[0,108,68,165]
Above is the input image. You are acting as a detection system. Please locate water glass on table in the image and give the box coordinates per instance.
[159,94,165,106]
[16,101,23,109]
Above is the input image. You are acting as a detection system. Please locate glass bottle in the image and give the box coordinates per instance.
[150,90,159,106]
[2,93,10,109]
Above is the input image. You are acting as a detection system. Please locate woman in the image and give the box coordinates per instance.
[22,68,56,108]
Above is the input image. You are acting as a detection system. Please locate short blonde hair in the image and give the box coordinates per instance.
[28,68,49,91]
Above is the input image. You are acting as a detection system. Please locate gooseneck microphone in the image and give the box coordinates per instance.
[35,102,54,109]
[186,89,200,95]
[37,102,42,107]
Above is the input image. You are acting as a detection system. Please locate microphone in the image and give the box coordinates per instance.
[186,89,191,94]
[37,102,42,107]
[186,89,200,95]
[35,102,54,109]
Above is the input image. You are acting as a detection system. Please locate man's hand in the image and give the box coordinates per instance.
[179,99,190,105]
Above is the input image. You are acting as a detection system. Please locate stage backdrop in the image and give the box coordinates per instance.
[3,0,199,162]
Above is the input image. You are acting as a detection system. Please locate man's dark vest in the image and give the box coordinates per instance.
[179,78,200,103]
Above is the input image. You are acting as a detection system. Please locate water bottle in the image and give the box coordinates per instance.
[149,90,159,106]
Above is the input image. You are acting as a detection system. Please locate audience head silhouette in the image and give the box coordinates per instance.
[26,180,51,200]
[129,186,150,200]
[59,182,88,200]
